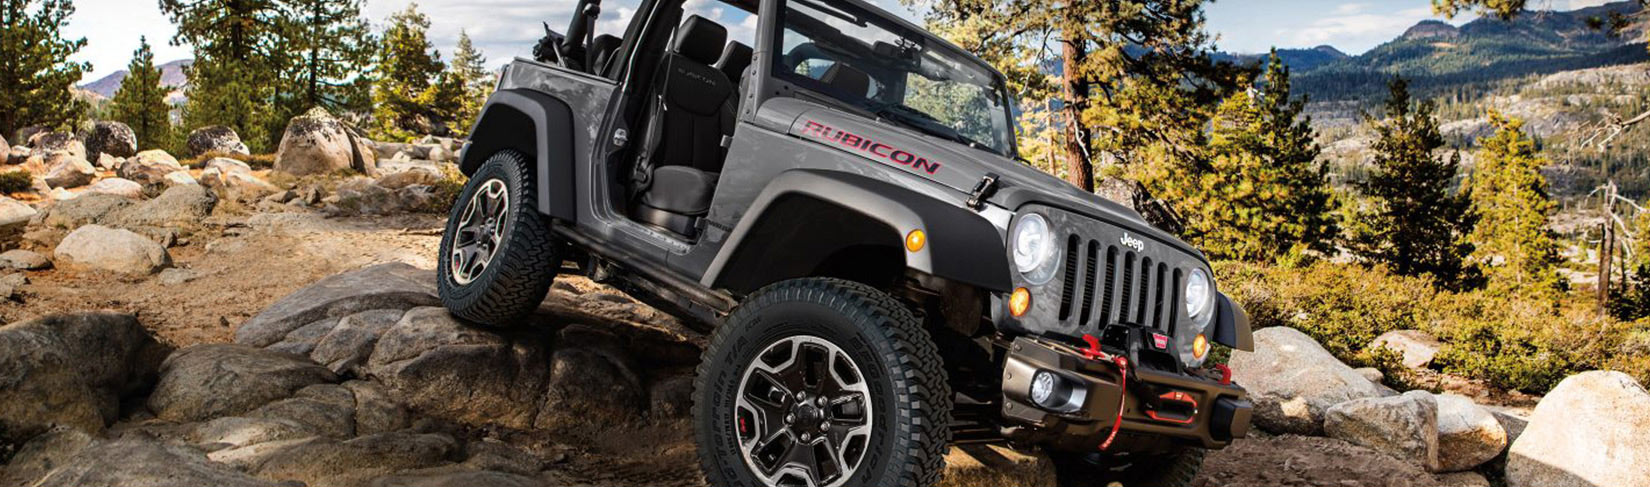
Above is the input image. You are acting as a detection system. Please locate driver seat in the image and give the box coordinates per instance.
[631,16,736,237]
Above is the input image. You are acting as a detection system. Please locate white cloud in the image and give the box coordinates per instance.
[1279,6,1440,48]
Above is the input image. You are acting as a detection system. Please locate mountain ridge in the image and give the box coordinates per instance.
[78,59,193,100]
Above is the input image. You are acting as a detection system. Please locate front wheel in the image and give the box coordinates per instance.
[1048,447,1205,487]
[694,278,952,487]
[437,151,559,326]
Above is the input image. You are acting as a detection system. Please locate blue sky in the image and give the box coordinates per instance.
[61,0,1616,83]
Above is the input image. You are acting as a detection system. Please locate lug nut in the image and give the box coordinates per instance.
[820,421,831,432]
[800,433,811,442]
[785,414,795,424]
[816,397,827,407]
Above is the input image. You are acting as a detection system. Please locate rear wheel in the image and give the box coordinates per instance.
[437,151,559,326]
[695,278,951,487]
[1048,448,1205,487]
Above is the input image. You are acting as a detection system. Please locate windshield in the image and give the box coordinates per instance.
[772,0,1016,157]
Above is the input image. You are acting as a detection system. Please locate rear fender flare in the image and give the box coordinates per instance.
[458,89,576,220]
[703,170,1012,295]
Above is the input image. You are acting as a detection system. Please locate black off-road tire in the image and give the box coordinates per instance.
[437,151,558,327]
[1049,447,1205,487]
[694,278,952,487]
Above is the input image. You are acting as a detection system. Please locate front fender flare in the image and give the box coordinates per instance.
[458,89,576,220]
[703,170,1012,294]
[1214,293,1253,351]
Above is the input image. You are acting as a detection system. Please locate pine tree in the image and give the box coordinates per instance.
[1352,77,1476,286]
[372,3,446,141]
[445,30,490,137]
[0,0,90,140]
[1139,51,1336,262]
[1467,111,1561,295]
[110,36,174,151]
[275,0,374,121]
[161,0,286,151]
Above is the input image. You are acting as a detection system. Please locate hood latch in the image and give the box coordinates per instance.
[966,173,1000,211]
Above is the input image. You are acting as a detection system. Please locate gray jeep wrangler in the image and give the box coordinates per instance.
[437,0,1255,485]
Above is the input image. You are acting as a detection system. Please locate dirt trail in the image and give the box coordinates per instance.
[7,209,1478,486]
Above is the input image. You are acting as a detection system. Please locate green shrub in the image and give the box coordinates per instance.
[0,170,32,194]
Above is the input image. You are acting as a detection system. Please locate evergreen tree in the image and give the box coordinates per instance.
[110,36,174,151]
[1467,111,1562,294]
[445,30,489,136]
[1141,51,1337,261]
[1351,77,1476,286]
[161,0,286,151]
[0,0,89,139]
[372,3,446,141]
[275,0,374,121]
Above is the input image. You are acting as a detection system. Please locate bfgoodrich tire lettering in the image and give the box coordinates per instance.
[437,150,558,327]
[695,278,951,487]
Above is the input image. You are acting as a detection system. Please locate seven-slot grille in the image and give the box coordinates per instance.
[1055,234,1182,335]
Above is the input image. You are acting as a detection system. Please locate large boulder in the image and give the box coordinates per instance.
[234,262,439,348]
[112,183,216,227]
[1507,371,1650,487]
[5,429,282,487]
[232,431,460,487]
[40,151,95,188]
[26,131,85,160]
[53,224,171,274]
[1371,330,1443,370]
[186,125,250,157]
[83,120,138,158]
[1324,390,1441,472]
[0,312,168,446]
[274,107,376,176]
[1434,393,1507,472]
[1229,327,1388,434]
[365,307,553,429]
[146,344,338,422]
[0,195,38,232]
[118,150,186,186]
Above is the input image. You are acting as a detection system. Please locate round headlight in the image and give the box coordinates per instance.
[1011,214,1058,283]
[1185,268,1214,321]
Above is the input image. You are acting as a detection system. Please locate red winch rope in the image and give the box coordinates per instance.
[1080,335,1132,452]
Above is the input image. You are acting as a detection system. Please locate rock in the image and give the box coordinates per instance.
[373,142,429,160]
[146,344,338,422]
[372,471,546,487]
[82,177,144,198]
[326,178,402,215]
[649,374,695,418]
[1229,327,1388,435]
[164,170,199,186]
[309,308,405,375]
[0,133,7,156]
[118,150,185,186]
[41,151,95,188]
[6,145,29,165]
[48,187,76,201]
[0,312,167,446]
[275,107,375,176]
[201,158,280,200]
[95,153,122,170]
[1489,407,1529,444]
[16,435,283,487]
[0,249,51,270]
[397,184,440,212]
[83,120,137,158]
[191,416,317,449]
[537,326,646,428]
[157,267,198,286]
[1354,367,1385,383]
[0,272,26,298]
[26,131,85,160]
[1433,394,1507,472]
[186,125,250,157]
[53,224,171,274]
[1437,472,1492,487]
[1325,390,1441,472]
[15,126,46,145]
[1506,371,1650,487]
[366,307,552,430]
[235,262,439,348]
[32,192,133,229]
[1371,330,1443,370]
[0,195,38,232]
[239,432,459,487]
[246,383,361,437]
[376,167,442,189]
[112,183,216,227]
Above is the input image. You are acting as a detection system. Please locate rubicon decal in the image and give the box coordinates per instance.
[800,120,943,175]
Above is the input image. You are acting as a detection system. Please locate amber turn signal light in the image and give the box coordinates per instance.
[1192,333,1210,360]
[1009,287,1031,317]
[905,229,926,252]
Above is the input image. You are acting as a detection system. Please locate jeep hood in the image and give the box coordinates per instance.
[786,105,1203,258]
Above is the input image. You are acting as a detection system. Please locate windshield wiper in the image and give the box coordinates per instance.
[869,104,1003,157]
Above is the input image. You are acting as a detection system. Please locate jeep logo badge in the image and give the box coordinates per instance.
[1120,233,1144,252]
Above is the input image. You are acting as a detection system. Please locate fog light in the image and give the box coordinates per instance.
[1193,333,1210,360]
[1030,371,1058,405]
[1009,288,1031,317]
[905,229,926,252]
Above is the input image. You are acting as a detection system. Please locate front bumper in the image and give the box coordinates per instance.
[999,336,1251,451]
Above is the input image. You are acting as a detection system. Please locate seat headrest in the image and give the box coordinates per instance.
[715,42,753,82]
[821,63,870,97]
[673,15,727,65]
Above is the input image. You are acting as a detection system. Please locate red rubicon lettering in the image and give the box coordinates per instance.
[799,120,943,175]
